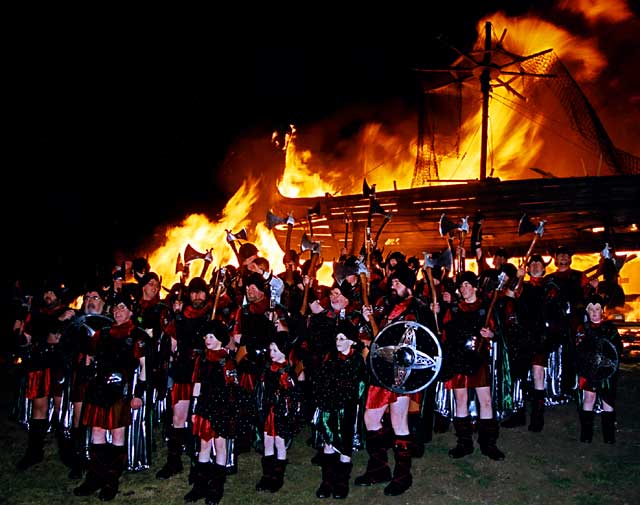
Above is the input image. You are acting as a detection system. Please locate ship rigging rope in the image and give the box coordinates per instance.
[490,92,601,157]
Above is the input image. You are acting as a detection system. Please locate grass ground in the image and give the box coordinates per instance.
[1,363,639,505]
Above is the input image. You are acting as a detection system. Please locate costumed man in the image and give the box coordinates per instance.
[15,279,71,471]
[543,245,590,398]
[506,255,549,431]
[64,284,113,479]
[356,263,425,496]
[441,271,505,461]
[130,271,169,471]
[312,320,366,500]
[156,277,211,480]
[73,293,147,501]
[575,295,622,444]
[232,271,277,456]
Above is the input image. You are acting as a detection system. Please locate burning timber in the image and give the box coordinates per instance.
[270,21,639,261]
[269,174,640,260]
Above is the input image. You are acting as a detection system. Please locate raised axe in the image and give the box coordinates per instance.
[267,210,296,283]
[470,210,485,260]
[439,213,460,275]
[422,252,442,335]
[211,265,227,319]
[225,227,248,264]
[372,200,393,248]
[299,234,321,315]
[306,202,321,239]
[457,215,470,274]
[515,213,546,291]
[183,244,213,279]
[343,211,350,253]
[356,259,379,341]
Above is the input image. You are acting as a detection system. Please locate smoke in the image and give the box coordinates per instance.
[549,0,640,156]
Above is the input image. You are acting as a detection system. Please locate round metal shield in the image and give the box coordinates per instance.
[576,338,619,382]
[63,314,114,343]
[368,321,442,394]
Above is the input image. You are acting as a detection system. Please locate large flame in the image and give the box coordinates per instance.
[141,2,638,319]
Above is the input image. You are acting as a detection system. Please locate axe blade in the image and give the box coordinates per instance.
[439,213,458,237]
[300,233,315,253]
[535,220,546,237]
[363,178,375,198]
[266,210,287,230]
[286,212,295,227]
[439,249,453,272]
[518,212,537,236]
[175,253,184,274]
[423,252,436,269]
[459,216,470,234]
[226,228,247,243]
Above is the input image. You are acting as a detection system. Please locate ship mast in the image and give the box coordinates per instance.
[479,21,491,181]
[414,21,556,182]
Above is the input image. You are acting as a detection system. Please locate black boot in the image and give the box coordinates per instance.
[73,444,107,496]
[478,419,505,461]
[579,410,594,443]
[433,412,451,434]
[383,435,413,496]
[156,426,185,479]
[269,458,288,493]
[354,428,392,486]
[98,444,126,501]
[184,461,211,502]
[408,413,425,457]
[68,427,88,479]
[205,463,227,505]
[332,460,353,499]
[528,389,545,432]
[448,416,474,458]
[601,411,616,444]
[316,453,338,498]
[384,435,413,496]
[55,422,74,468]
[255,455,275,492]
[16,419,48,471]
[501,408,526,428]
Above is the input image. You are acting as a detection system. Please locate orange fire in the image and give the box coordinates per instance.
[140,3,637,318]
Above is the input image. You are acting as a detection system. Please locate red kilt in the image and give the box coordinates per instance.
[192,414,217,441]
[171,382,193,406]
[365,385,420,409]
[26,368,65,399]
[82,398,132,430]
[445,361,491,389]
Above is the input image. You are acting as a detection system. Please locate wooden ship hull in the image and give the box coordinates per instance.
[270,174,640,260]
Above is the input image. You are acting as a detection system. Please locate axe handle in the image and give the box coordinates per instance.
[456,230,467,274]
[373,215,391,245]
[199,260,212,280]
[228,241,241,265]
[300,253,319,316]
[284,223,294,286]
[425,268,441,335]
[514,234,540,293]
[211,282,224,320]
[485,289,500,328]
[360,272,379,338]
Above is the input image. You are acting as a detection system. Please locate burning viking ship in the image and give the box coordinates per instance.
[267,20,639,262]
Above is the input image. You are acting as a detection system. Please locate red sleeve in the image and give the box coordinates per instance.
[192,355,202,383]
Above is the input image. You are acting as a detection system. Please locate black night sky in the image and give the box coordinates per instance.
[3,2,639,301]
